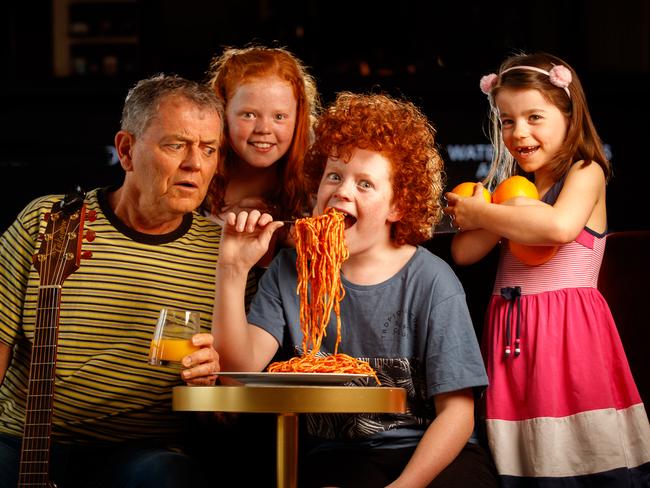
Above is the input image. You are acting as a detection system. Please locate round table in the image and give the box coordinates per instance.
[173,385,407,488]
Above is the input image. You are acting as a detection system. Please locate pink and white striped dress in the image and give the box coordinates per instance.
[483,189,650,487]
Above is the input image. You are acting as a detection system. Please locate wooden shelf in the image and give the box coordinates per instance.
[68,36,139,45]
[53,0,140,77]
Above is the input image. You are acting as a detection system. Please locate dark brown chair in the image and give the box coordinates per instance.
[597,231,650,416]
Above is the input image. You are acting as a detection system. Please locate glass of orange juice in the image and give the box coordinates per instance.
[148,308,200,366]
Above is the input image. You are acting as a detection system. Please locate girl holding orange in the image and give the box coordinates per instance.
[444,52,650,486]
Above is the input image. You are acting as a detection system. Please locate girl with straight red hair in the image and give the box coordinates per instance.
[205,44,320,222]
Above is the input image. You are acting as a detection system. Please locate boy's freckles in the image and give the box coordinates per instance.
[315,148,398,257]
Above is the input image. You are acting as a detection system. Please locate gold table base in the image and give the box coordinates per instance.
[173,385,406,488]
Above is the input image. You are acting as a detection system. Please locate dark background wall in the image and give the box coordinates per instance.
[1,0,648,233]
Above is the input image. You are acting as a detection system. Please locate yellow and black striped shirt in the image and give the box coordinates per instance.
[0,188,230,443]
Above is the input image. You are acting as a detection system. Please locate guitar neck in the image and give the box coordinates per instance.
[18,193,88,488]
[18,286,62,488]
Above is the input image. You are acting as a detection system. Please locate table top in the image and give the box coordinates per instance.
[172,385,407,414]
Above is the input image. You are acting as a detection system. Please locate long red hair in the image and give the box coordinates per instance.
[206,45,320,219]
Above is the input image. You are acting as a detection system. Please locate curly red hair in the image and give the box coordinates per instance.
[205,45,320,218]
[305,92,445,246]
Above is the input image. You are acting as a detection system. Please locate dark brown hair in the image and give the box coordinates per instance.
[485,52,610,187]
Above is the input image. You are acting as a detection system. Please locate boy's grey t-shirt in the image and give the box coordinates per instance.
[247,245,487,446]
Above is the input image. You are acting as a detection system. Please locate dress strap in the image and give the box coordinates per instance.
[541,175,566,205]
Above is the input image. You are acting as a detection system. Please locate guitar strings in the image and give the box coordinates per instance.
[20,206,79,484]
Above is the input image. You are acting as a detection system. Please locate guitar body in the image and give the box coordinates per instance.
[17,192,89,488]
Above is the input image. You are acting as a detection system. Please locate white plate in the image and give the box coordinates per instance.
[217,372,371,386]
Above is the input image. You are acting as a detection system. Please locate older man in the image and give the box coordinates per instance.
[0,75,223,487]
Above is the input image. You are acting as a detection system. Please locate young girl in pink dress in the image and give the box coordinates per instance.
[445,52,650,487]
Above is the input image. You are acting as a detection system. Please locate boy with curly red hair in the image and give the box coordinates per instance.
[212,92,498,487]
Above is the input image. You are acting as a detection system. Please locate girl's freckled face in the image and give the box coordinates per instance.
[226,77,297,169]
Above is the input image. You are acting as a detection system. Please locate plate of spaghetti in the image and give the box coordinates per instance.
[217,372,370,386]
[266,208,380,384]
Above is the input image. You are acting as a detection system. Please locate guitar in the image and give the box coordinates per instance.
[17,191,94,488]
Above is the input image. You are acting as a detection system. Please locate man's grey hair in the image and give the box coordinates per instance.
[121,73,224,138]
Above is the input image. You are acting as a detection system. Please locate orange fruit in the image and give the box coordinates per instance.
[509,241,558,266]
[492,176,557,265]
[491,176,538,204]
[450,182,491,203]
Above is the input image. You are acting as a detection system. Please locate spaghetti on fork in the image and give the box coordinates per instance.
[267,208,378,382]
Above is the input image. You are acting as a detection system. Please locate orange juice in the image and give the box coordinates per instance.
[151,338,199,363]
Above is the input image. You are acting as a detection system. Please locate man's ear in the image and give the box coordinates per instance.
[114,131,136,171]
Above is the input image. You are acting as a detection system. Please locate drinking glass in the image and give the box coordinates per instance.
[148,308,200,366]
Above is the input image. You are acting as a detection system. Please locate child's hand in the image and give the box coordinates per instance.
[444,183,489,231]
[219,197,277,219]
[219,210,284,271]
